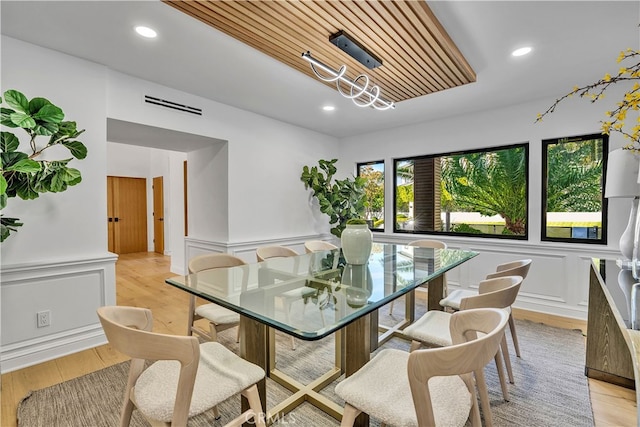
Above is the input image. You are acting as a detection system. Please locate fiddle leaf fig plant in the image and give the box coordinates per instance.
[301,158,366,238]
[0,89,87,242]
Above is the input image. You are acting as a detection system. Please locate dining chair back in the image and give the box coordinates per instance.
[408,239,447,249]
[187,253,246,343]
[459,275,522,310]
[256,245,298,261]
[336,308,509,427]
[486,259,532,280]
[303,240,338,254]
[97,305,265,427]
[189,253,246,274]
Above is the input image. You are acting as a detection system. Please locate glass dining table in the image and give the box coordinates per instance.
[166,242,478,426]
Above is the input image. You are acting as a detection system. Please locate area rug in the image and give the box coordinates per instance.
[17,315,594,426]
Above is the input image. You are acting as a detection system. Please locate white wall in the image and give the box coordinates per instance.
[1,36,117,372]
[338,90,630,319]
[187,143,230,244]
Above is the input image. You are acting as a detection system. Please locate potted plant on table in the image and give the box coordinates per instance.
[300,158,367,238]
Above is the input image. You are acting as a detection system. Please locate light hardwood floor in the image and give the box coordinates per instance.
[1,252,636,426]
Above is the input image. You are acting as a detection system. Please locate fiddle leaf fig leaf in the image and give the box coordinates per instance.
[4,90,29,113]
[34,122,59,136]
[7,159,41,173]
[0,193,7,209]
[1,151,28,169]
[0,175,6,196]
[33,103,64,123]
[61,167,81,185]
[15,176,39,200]
[62,141,87,159]
[10,112,36,129]
[0,108,18,128]
[1,132,20,153]
[28,97,50,114]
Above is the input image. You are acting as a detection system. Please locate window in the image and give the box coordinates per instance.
[394,143,529,239]
[357,160,384,231]
[542,133,608,244]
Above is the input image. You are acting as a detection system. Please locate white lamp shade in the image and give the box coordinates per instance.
[605,148,640,198]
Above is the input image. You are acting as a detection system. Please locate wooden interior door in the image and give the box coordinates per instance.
[107,176,115,253]
[107,176,148,254]
[153,176,164,254]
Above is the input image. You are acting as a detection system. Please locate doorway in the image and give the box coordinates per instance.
[153,176,164,254]
[107,176,148,254]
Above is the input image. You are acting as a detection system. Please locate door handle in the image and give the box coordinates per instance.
[108,217,113,222]
[114,217,120,222]
[159,218,164,221]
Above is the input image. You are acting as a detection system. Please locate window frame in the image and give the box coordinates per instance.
[541,133,608,245]
[393,142,530,240]
[356,160,385,232]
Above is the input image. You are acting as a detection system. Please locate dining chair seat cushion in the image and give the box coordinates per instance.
[134,342,265,422]
[403,311,453,347]
[195,303,240,325]
[335,349,472,427]
[439,289,475,310]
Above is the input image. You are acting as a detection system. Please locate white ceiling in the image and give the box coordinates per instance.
[1,1,639,139]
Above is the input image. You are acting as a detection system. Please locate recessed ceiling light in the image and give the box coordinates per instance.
[322,105,336,112]
[135,26,157,39]
[511,47,532,57]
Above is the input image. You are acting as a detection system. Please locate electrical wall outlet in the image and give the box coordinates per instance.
[37,310,51,328]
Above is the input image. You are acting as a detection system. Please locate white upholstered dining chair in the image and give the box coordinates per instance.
[187,253,246,343]
[403,275,523,406]
[440,259,532,359]
[97,305,266,427]
[335,308,509,427]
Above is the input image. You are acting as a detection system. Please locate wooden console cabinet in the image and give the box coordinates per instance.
[587,259,640,423]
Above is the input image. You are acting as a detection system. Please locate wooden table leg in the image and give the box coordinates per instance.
[240,317,268,426]
[345,314,371,427]
[427,274,445,311]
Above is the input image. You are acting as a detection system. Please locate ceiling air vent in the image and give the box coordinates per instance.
[144,95,202,116]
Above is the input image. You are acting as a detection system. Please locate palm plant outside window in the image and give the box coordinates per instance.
[394,143,529,239]
[542,133,608,243]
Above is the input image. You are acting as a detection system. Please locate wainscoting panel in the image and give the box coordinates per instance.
[0,253,117,373]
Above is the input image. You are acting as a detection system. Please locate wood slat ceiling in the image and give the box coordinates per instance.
[164,0,476,104]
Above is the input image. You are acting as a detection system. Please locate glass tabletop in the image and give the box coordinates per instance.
[166,242,478,340]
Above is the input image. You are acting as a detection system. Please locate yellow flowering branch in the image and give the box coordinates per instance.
[536,49,640,151]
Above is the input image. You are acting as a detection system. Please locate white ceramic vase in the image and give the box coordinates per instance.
[341,223,372,265]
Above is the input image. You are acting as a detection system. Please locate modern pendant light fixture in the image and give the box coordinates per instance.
[302,52,395,110]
